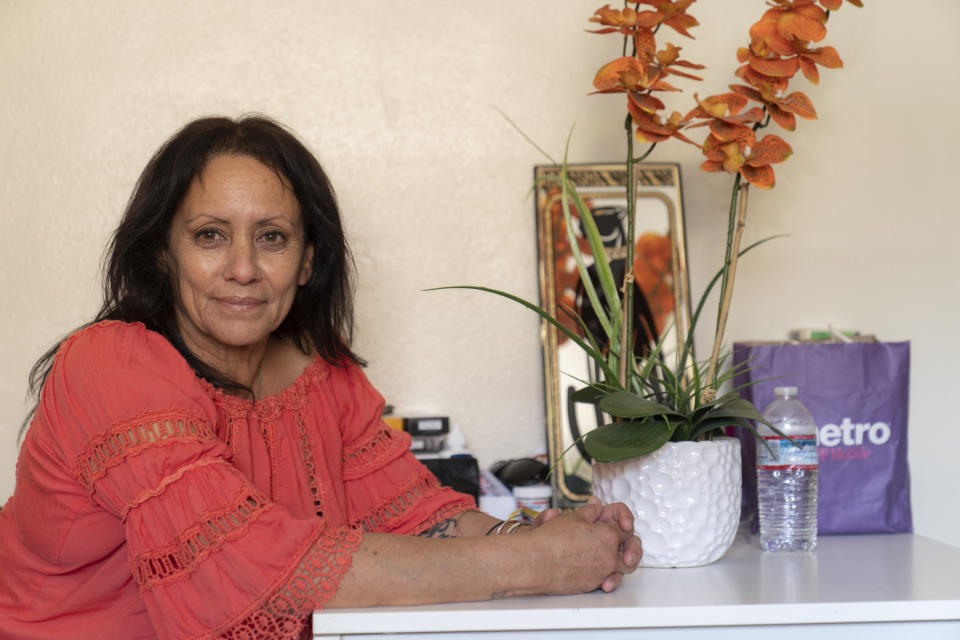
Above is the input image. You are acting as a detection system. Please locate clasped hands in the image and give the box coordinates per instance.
[531,497,642,593]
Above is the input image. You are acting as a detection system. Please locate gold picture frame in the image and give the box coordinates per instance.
[534,163,692,505]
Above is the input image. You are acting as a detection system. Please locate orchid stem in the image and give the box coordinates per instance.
[633,142,657,164]
[705,177,750,389]
[618,114,637,387]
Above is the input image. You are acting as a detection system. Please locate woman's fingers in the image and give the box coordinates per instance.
[529,501,642,595]
[594,501,636,534]
[622,534,643,568]
[598,530,642,594]
[600,572,623,593]
[533,508,562,526]
[573,500,603,524]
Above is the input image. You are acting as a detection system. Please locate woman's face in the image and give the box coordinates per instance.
[166,154,313,363]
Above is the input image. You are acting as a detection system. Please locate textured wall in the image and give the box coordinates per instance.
[2,1,958,546]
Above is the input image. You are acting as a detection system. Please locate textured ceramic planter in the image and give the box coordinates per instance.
[592,437,742,568]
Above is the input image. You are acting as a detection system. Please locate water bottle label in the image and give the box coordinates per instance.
[757,435,818,470]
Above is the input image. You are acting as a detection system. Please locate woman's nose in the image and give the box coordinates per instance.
[223,241,260,284]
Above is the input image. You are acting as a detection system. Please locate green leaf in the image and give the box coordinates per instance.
[689,417,748,441]
[598,391,682,419]
[584,420,677,462]
[569,385,607,405]
[561,137,622,336]
[557,174,614,341]
[497,114,621,348]
[700,397,766,423]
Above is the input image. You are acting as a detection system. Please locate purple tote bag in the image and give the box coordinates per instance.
[732,341,912,534]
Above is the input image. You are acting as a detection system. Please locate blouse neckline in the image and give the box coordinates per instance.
[199,355,331,419]
[79,320,334,420]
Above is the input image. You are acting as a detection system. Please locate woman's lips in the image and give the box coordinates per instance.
[217,296,265,312]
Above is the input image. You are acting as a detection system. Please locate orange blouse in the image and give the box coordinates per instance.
[0,321,474,639]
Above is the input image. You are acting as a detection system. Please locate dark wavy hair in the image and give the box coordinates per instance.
[22,115,362,437]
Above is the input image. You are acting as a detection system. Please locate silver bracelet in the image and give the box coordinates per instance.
[491,519,531,536]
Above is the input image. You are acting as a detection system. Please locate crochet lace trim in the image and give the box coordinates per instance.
[72,409,217,493]
[350,467,449,533]
[201,357,331,419]
[295,412,328,517]
[341,427,410,481]
[211,526,362,640]
[132,487,270,591]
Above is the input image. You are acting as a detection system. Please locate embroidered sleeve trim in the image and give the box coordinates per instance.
[72,409,217,493]
[341,427,410,481]
[349,466,472,534]
[209,526,362,640]
[132,487,270,592]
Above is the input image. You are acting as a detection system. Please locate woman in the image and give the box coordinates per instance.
[0,116,642,640]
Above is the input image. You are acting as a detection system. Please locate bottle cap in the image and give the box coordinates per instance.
[440,424,470,458]
[774,386,798,397]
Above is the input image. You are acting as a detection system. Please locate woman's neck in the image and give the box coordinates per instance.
[182,334,270,393]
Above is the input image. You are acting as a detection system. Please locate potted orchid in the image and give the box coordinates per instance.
[440,0,861,566]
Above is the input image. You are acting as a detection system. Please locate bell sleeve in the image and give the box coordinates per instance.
[329,363,476,535]
[49,322,361,640]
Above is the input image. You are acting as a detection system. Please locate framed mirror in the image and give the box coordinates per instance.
[534,163,692,505]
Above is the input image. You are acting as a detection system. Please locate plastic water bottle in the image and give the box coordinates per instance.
[757,386,819,551]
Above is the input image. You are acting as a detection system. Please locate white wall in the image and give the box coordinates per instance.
[2,1,957,546]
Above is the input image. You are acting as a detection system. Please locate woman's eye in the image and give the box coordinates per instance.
[260,231,287,247]
[194,229,222,245]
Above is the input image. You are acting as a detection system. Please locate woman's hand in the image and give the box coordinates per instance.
[533,498,642,592]
[330,500,641,608]
[526,500,641,595]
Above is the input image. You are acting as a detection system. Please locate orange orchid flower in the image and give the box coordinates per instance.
[684,93,766,131]
[752,4,829,49]
[627,99,700,146]
[702,129,793,189]
[588,4,642,34]
[729,83,817,131]
[818,0,863,9]
[770,0,863,10]
[746,4,843,84]
[593,56,681,94]
[655,43,705,81]
[618,41,704,93]
[766,0,818,6]
[739,40,842,86]
[633,0,700,38]
[734,62,790,94]
[793,43,843,84]
[737,40,801,80]
[629,91,665,115]
[587,0,855,189]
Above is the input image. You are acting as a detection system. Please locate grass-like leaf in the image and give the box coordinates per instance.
[569,385,607,405]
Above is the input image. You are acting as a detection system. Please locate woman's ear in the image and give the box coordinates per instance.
[299,246,314,286]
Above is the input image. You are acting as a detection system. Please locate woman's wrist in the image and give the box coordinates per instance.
[486,519,534,536]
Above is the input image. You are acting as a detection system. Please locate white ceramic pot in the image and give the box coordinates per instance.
[592,437,742,568]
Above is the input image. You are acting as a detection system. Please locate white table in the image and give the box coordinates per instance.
[313,532,960,639]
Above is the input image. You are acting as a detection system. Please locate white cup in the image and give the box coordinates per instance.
[512,484,553,519]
